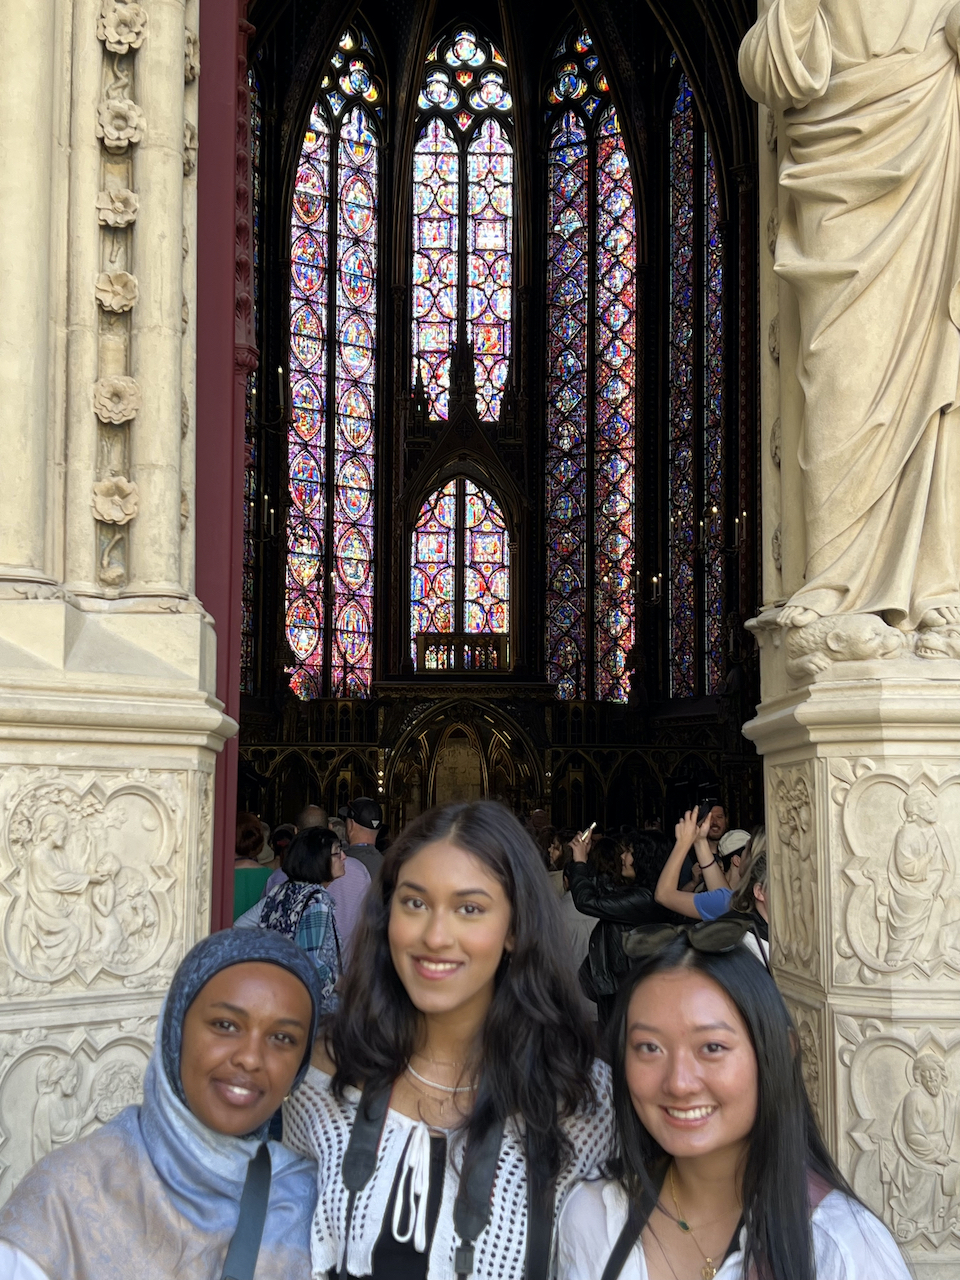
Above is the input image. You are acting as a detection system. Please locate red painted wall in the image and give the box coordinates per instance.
[196,0,250,929]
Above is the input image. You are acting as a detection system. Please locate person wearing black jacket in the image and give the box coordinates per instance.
[567,829,679,1029]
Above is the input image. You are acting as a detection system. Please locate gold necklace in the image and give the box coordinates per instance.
[669,1165,718,1280]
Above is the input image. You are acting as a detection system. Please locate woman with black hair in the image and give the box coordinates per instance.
[256,826,346,1011]
[556,932,909,1280]
[568,829,679,1029]
[282,800,610,1280]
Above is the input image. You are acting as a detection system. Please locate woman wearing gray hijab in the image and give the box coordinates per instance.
[0,930,324,1279]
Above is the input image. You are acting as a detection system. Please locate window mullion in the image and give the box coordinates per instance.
[323,122,340,696]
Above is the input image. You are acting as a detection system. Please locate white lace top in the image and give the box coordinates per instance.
[283,1060,612,1280]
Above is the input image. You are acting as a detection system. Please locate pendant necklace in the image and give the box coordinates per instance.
[669,1165,719,1280]
[406,1063,477,1094]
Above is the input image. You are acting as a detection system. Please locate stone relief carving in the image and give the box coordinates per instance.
[97,91,146,153]
[184,29,200,82]
[772,524,782,572]
[0,768,187,988]
[181,293,189,333]
[181,390,190,437]
[768,313,780,361]
[770,764,819,980]
[767,205,780,256]
[183,120,198,176]
[770,416,781,468]
[95,181,139,227]
[95,270,138,313]
[180,489,189,531]
[832,763,960,984]
[96,0,148,54]
[93,374,141,424]
[783,612,907,681]
[92,475,139,525]
[839,1018,960,1248]
[194,771,213,929]
[0,1021,153,1196]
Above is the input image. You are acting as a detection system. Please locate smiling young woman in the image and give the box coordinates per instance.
[282,800,611,1280]
[0,931,327,1280]
[556,936,911,1280]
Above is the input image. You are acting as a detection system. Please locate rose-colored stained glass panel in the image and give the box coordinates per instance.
[412,118,459,419]
[411,481,457,659]
[668,76,696,698]
[286,104,330,699]
[594,108,636,704]
[331,107,378,697]
[544,111,588,700]
[464,481,509,633]
[704,140,724,693]
[467,118,513,421]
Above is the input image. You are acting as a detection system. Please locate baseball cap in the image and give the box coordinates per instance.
[338,797,382,829]
[718,829,751,857]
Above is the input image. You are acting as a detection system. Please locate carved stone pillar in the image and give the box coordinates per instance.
[0,0,234,1204]
[745,636,960,1279]
[0,0,57,582]
[744,28,960,1272]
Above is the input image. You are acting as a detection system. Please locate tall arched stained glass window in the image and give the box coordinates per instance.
[412,29,514,422]
[667,71,725,697]
[411,479,510,672]
[544,30,637,703]
[286,29,383,699]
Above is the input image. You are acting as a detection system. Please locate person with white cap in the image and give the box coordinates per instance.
[338,796,384,879]
[654,811,752,922]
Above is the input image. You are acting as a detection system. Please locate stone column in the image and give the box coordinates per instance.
[741,6,960,1275]
[0,0,57,582]
[0,0,234,1205]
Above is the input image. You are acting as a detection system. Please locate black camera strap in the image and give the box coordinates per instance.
[523,1133,556,1280]
[220,1143,272,1280]
[337,1081,509,1280]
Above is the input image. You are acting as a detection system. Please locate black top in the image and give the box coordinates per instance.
[350,1133,448,1280]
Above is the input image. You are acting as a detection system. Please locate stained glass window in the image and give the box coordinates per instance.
[411,477,510,667]
[413,29,514,422]
[544,30,636,703]
[242,67,262,696]
[667,72,725,697]
[286,29,382,699]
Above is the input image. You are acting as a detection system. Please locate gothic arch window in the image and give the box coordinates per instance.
[667,70,725,698]
[285,29,383,699]
[544,29,637,703]
[411,478,510,672]
[412,28,514,422]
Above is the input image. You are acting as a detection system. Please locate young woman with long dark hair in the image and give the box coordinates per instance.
[283,800,609,1280]
[557,934,909,1280]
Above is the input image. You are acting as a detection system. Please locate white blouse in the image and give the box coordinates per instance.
[283,1061,612,1280]
[556,1178,912,1280]
[0,1243,48,1280]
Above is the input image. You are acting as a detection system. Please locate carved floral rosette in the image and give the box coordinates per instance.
[831,761,960,987]
[767,762,820,981]
[0,1018,154,1199]
[0,766,189,989]
[838,1016,960,1254]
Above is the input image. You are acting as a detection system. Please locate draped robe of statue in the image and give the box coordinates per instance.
[740,1,960,629]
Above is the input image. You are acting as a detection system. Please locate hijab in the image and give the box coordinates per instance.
[0,930,324,1280]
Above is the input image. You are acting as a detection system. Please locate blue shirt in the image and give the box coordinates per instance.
[694,887,733,921]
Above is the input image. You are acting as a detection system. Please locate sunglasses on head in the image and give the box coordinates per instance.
[622,918,772,976]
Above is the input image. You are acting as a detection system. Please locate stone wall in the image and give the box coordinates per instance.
[0,0,232,1200]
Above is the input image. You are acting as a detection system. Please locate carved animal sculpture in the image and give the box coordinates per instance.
[785,613,906,680]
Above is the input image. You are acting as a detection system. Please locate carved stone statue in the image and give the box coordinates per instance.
[884,1054,960,1240]
[31,1055,82,1163]
[884,789,954,967]
[741,1,960,633]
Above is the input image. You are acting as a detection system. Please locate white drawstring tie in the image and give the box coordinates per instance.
[391,1121,433,1253]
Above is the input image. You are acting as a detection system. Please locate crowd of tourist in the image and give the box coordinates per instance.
[0,795,909,1279]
